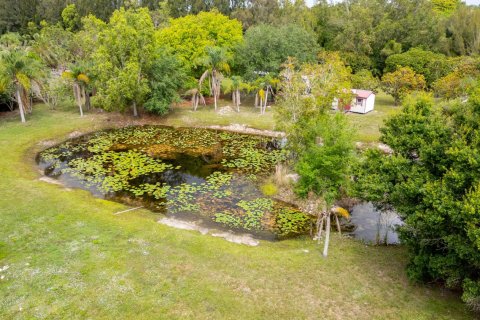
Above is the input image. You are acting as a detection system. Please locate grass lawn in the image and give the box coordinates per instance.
[0,104,473,319]
[159,92,399,143]
[345,92,401,142]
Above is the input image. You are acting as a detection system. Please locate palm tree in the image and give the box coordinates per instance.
[222,76,250,112]
[198,46,230,111]
[0,50,44,123]
[316,205,350,257]
[186,86,206,111]
[62,64,91,117]
[253,75,277,115]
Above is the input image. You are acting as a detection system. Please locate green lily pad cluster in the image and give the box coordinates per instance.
[63,150,174,193]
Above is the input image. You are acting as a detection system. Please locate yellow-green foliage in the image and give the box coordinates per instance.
[156,11,243,69]
[260,182,278,196]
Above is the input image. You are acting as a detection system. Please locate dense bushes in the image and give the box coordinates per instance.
[354,94,480,310]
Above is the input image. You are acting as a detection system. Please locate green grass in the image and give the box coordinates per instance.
[0,104,473,319]
[160,93,399,143]
[346,92,401,142]
[158,98,276,130]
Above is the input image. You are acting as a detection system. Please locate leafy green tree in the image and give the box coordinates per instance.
[433,58,479,100]
[156,11,243,76]
[143,50,187,115]
[351,69,380,92]
[432,0,460,16]
[31,21,74,69]
[276,53,352,153]
[91,7,156,116]
[235,24,318,80]
[61,4,81,31]
[354,93,480,311]
[295,113,355,257]
[384,48,452,86]
[231,0,279,29]
[382,66,426,105]
[274,54,354,257]
[0,49,45,122]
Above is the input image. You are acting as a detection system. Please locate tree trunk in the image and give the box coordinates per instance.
[16,86,26,123]
[317,214,324,244]
[335,214,342,236]
[133,101,138,117]
[236,90,241,112]
[73,83,83,117]
[255,92,259,108]
[85,89,91,110]
[323,211,331,257]
[28,93,33,114]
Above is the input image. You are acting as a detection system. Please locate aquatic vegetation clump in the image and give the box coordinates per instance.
[63,150,174,193]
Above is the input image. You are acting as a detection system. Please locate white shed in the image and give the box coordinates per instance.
[347,89,375,114]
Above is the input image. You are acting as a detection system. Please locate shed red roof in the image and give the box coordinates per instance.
[352,89,374,99]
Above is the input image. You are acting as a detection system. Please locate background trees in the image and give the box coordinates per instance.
[234,24,319,80]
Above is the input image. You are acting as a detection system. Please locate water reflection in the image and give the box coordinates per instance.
[349,202,403,245]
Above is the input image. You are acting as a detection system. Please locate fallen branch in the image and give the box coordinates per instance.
[113,206,144,215]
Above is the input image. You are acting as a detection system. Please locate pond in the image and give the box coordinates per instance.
[349,202,403,245]
[37,125,312,240]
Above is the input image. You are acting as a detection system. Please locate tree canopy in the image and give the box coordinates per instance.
[156,11,243,74]
[235,24,319,80]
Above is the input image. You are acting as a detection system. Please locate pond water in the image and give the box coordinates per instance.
[37,125,312,240]
[349,202,403,245]
[37,125,404,244]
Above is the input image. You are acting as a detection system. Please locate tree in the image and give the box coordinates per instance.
[295,113,355,257]
[235,24,318,80]
[91,7,156,116]
[354,93,480,311]
[446,5,480,56]
[156,11,243,76]
[198,46,231,111]
[62,64,92,116]
[31,21,74,69]
[433,58,479,100]
[0,49,45,122]
[222,75,250,112]
[143,50,187,115]
[431,0,460,16]
[274,54,355,257]
[381,66,426,105]
[231,0,279,29]
[252,75,278,115]
[61,4,81,31]
[351,69,380,92]
[384,48,452,86]
[276,53,352,153]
